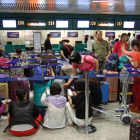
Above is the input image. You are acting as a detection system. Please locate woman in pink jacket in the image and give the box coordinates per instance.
[113,33,128,57]
[0,92,9,121]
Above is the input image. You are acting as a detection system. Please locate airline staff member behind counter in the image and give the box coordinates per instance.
[62,52,99,88]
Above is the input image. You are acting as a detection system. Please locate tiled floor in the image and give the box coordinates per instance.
[0,102,139,140]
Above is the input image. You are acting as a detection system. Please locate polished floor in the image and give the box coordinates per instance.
[0,102,139,140]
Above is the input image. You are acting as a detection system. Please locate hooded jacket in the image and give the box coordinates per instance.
[41,93,67,129]
[9,100,39,128]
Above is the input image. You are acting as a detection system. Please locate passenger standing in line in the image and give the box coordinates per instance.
[110,35,115,52]
[129,33,135,50]
[113,33,128,57]
[92,31,111,70]
[107,36,111,44]
[118,35,121,41]
[60,37,73,62]
[85,35,89,43]
[127,40,140,113]
[44,34,52,52]
[87,36,94,52]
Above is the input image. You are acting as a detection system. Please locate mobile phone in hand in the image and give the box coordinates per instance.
[67,89,73,96]
[1,99,11,104]
[47,88,50,95]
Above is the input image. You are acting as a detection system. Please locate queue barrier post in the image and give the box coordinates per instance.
[76,72,95,134]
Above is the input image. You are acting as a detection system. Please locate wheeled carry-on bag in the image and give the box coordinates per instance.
[0,83,9,113]
[103,70,118,102]
[8,76,29,101]
[129,116,140,140]
[33,81,51,107]
[100,82,109,103]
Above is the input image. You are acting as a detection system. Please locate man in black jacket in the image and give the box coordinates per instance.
[44,34,52,52]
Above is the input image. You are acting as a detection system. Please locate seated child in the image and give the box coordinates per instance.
[7,89,41,136]
[66,79,94,127]
[40,83,67,129]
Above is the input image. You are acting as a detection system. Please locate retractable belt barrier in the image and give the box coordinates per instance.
[11,58,67,61]
[1,73,140,82]
[1,64,59,69]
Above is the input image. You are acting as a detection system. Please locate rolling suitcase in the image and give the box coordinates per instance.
[129,116,140,140]
[0,83,9,113]
[100,82,109,103]
[103,70,118,102]
[53,79,65,96]
[8,76,29,101]
[33,81,51,107]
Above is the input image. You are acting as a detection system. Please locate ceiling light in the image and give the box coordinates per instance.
[92,1,122,3]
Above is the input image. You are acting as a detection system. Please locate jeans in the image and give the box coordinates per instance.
[38,108,46,119]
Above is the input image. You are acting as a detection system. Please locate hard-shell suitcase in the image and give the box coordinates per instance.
[53,79,65,96]
[33,81,51,107]
[103,70,118,102]
[129,116,140,140]
[0,83,9,113]
[100,82,109,103]
[8,76,29,101]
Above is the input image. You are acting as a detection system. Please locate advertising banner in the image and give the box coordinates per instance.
[50,32,61,38]
[33,32,41,53]
[105,32,115,37]
[68,32,78,37]
[7,32,19,38]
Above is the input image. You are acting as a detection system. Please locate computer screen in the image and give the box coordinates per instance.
[56,20,69,28]
[123,21,135,28]
[77,21,90,28]
[7,41,12,45]
[2,20,16,28]
[75,41,82,44]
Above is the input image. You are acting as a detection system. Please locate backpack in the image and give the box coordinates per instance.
[105,53,119,71]
[34,66,52,83]
[82,52,98,64]
[0,57,10,66]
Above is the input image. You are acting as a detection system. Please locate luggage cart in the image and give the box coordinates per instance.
[92,66,133,125]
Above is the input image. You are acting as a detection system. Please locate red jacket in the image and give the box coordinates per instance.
[113,40,127,57]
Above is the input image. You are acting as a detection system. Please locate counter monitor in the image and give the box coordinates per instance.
[56,20,69,28]
[123,21,135,29]
[77,21,90,28]
[2,20,16,28]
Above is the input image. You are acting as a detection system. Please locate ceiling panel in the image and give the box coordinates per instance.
[0,0,139,15]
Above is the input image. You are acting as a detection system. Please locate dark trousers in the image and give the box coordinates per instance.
[38,108,46,119]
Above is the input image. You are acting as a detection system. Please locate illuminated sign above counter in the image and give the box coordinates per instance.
[97,23,114,27]
[27,22,46,26]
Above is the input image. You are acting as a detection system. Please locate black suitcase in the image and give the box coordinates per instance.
[129,116,140,140]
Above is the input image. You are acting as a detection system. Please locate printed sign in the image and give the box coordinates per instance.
[50,32,61,38]
[7,32,19,38]
[25,30,34,40]
[105,32,115,37]
[68,32,78,37]
[33,32,41,53]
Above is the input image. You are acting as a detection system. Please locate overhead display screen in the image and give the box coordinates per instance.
[2,20,16,28]
[97,23,114,27]
[77,21,90,28]
[123,21,135,28]
[56,20,69,28]
[27,22,46,26]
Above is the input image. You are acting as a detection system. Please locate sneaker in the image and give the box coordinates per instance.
[66,122,73,126]
[0,116,7,121]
